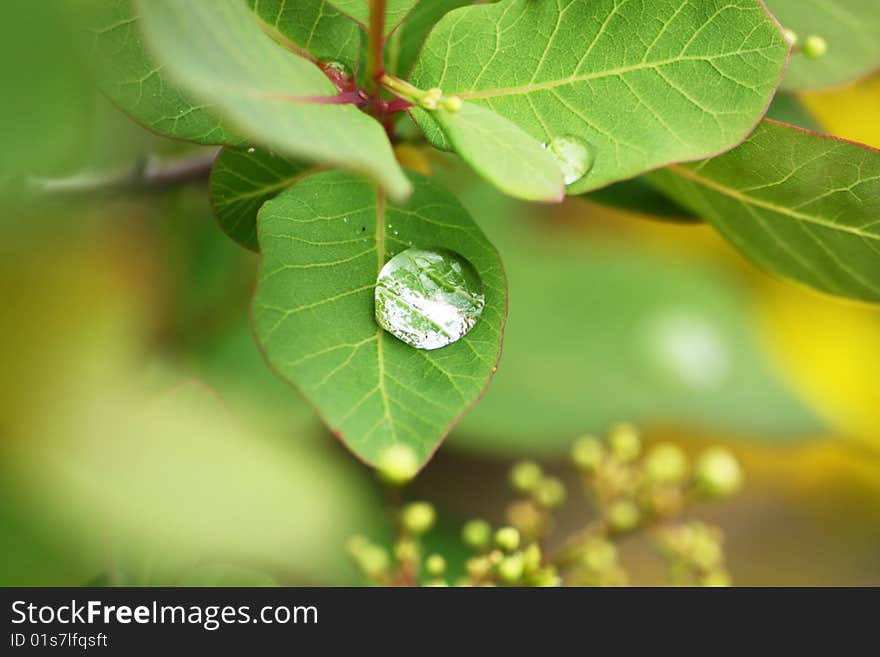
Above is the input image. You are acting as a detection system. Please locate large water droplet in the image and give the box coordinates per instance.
[375,248,485,350]
[543,136,594,186]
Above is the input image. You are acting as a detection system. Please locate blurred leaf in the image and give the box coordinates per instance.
[410,0,788,194]
[0,1,92,177]
[447,186,821,456]
[432,103,565,202]
[800,73,880,148]
[385,0,472,77]
[135,0,411,200]
[583,178,699,223]
[0,215,382,585]
[649,120,880,303]
[765,92,823,131]
[252,171,506,466]
[248,0,361,68]
[210,147,316,251]
[326,0,418,32]
[766,0,880,91]
[89,0,236,145]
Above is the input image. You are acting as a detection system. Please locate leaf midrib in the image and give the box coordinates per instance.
[668,164,880,241]
[373,189,396,442]
[456,50,771,100]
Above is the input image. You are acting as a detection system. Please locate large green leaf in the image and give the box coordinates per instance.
[385,0,473,77]
[410,0,788,194]
[432,103,565,202]
[326,0,418,33]
[766,0,880,91]
[210,147,316,251]
[89,0,235,144]
[446,185,823,456]
[252,171,506,466]
[248,0,362,68]
[135,0,411,200]
[649,120,880,302]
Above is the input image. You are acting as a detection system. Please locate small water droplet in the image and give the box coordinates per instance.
[375,248,485,350]
[247,147,256,154]
[343,217,348,223]
[542,135,594,186]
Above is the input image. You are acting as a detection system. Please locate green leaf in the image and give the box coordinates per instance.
[448,187,822,456]
[89,0,235,144]
[326,0,418,33]
[210,147,317,251]
[248,0,362,68]
[766,0,880,91]
[648,120,880,303]
[410,0,788,194]
[252,171,506,466]
[431,103,565,202]
[135,0,412,200]
[385,0,473,77]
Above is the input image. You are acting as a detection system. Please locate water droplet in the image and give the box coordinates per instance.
[542,136,594,186]
[247,147,256,154]
[374,248,485,350]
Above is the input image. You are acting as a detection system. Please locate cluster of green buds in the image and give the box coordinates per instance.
[348,499,440,586]
[562,424,742,585]
[783,28,828,59]
[349,428,744,586]
[457,521,560,586]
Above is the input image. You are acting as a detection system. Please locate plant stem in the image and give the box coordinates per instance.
[25,149,219,199]
[380,74,423,103]
[365,0,387,100]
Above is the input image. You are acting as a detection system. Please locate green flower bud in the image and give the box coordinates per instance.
[644,442,687,484]
[509,460,543,494]
[496,553,525,583]
[571,435,603,471]
[534,476,566,510]
[582,537,618,572]
[394,539,420,564]
[495,526,521,552]
[783,28,798,47]
[425,554,446,577]
[346,535,369,558]
[522,543,542,573]
[531,566,562,587]
[465,556,492,580]
[461,519,492,551]
[507,500,546,540]
[609,422,641,462]
[401,501,436,535]
[356,544,390,578]
[802,35,827,58]
[376,444,419,485]
[695,448,743,498]
[443,95,463,112]
[607,499,640,532]
[701,569,732,587]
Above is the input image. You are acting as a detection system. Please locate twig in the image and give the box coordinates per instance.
[25,148,219,199]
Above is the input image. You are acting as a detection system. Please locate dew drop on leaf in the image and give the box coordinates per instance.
[374,248,485,350]
[542,136,594,185]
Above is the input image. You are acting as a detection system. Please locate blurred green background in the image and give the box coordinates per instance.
[2,2,879,586]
